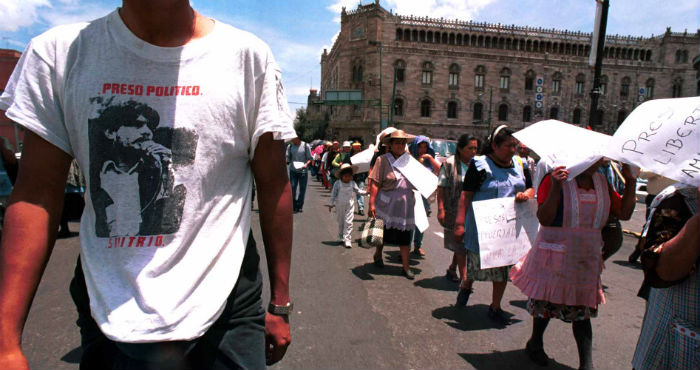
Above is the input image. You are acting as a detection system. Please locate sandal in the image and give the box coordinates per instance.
[445,268,459,282]
[525,340,550,367]
[412,248,426,257]
[373,255,385,268]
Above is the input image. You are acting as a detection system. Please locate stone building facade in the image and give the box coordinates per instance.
[311,1,700,144]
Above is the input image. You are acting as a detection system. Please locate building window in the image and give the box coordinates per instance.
[474,65,486,90]
[672,78,683,97]
[522,106,532,122]
[420,99,431,117]
[394,59,406,83]
[499,76,510,90]
[475,75,484,89]
[549,106,559,119]
[393,98,403,116]
[572,108,582,124]
[620,77,630,98]
[617,110,627,126]
[421,62,433,86]
[524,70,535,91]
[351,65,364,83]
[473,102,483,122]
[498,104,508,121]
[447,101,458,119]
[646,78,654,99]
[574,74,585,95]
[551,72,562,95]
[448,63,460,88]
[600,75,608,96]
[499,68,511,92]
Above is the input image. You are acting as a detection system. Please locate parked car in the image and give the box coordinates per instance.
[430,138,457,164]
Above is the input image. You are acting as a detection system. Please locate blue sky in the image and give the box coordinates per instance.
[2,0,699,112]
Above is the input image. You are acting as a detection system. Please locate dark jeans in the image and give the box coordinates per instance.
[70,234,266,370]
[289,170,308,211]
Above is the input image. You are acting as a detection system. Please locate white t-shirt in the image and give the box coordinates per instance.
[0,10,295,342]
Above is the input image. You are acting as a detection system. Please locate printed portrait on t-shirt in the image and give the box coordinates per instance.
[88,97,198,237]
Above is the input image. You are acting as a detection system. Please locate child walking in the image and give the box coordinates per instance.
[329,164,366,248]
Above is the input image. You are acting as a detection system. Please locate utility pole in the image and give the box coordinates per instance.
[487,87,493,133]
[368,40,385,130]
[389,66,397,127]
[588,0,609,130]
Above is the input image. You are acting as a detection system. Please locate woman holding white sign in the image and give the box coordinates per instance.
[509,160,637,370]
[453,125,534,323]
[368,130,419,280]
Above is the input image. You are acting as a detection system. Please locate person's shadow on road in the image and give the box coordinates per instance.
[413,275,459,292]
[459,350,576,370]
[432,304,522,331]
[351,262,422,281]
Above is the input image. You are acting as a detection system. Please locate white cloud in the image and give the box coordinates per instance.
[0,0,51,32]
[327,0,364,15]
[42,3,115,28]
[0,0,114,33]
[326,0,497,22]
[385,0,496,20]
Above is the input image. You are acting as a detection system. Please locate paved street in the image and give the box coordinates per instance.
[24,178,649,370]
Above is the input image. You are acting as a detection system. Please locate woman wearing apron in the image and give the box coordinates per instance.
[510,160,637,369]
[368,130,419,280]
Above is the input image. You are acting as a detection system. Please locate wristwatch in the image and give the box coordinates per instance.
[268,302,294,316]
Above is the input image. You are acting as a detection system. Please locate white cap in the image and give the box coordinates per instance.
[342,141,352,147]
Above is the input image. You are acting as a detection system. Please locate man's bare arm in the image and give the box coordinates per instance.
[0,132,71,368]
[251,132,293,365]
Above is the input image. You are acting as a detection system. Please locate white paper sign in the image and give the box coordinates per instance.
[391,153,439,199]
[413,190,429,232]
[603,97,700,187]
[472,198,540,269]
[350,145,376,174]
[292,161,306,170]
[513,120,611,180]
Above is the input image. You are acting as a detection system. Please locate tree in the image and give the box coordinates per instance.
[293,108,328,142]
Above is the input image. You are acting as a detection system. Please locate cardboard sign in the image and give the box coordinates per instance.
[603,97,700,187]
[391,152,439,199]
[472,198,540,269]
[513,120,611,180]
[349,145,376,174]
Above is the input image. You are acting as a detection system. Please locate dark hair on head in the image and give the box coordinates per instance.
[457,134,480,151]
[481,125,514,155]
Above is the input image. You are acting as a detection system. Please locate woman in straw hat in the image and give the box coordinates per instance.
[368,129,418,279]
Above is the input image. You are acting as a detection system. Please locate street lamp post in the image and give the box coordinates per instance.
[369,40,384,130]
[589,0,609,130]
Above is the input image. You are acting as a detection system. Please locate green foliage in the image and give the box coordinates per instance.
[293,108,328,142]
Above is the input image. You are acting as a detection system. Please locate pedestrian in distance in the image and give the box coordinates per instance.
[408,135,440,257]
[368,129,419,280]
[350,142,368,216]
[453,124,535,323]
[0,1,295,369]
[328,163,366,248]
[437,134,480,284]
[510,159,637,370]
[286,136,313,213]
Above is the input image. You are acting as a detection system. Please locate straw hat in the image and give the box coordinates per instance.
[381,129,415,145]
[376,127,397,147]
[338,163,357,176]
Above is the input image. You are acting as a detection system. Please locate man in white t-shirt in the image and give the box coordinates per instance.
[0,1,294,369]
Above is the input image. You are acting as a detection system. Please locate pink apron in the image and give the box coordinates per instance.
[511,172,610,308]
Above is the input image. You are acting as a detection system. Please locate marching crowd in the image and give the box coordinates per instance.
[290,124,699,370]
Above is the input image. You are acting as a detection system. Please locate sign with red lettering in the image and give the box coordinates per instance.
[473,198,540,269]
[604,97,700,187]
